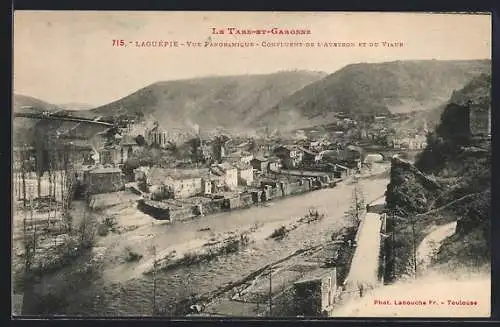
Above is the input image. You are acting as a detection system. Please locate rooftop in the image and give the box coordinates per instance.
[210,166,225,176]
[346,145,363,153]
[293,266,335,285]
[217,162,236,171]
[232,161,252,170]
[277,144,300,152]
[298,146,318,156]
[89,167,122,174]
[149,167,209,184]
[335,163,349,170]
[252,156,268,162]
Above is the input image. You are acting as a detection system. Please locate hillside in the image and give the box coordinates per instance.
[57,102,95,111]
[252,60,491,130]
[13,94,64,145]
[13,94,62,113]
[414,73,492,132]
[88,71,327,130]
[384,74,491,282]
[12,94,107,146]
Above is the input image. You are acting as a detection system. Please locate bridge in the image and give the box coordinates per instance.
[316,148,422,162]
[362,147,423,161]
[14,112,114,127]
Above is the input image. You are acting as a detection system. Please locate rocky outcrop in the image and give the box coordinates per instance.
[391,157,442,190]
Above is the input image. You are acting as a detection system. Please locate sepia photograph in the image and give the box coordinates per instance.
[12,11,491,318]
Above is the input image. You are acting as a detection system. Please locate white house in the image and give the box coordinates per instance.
[210,162,238,190]
[232,161,254,186]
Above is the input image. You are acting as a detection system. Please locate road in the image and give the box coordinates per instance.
[344,212,382,291]
[416,221,457,272]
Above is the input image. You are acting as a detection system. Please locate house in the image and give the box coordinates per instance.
[146,167,209,199]
[363,153,384,164]
[267,156,281,172]
[86,167,125,194]
[225,151,254,164]
[119,134,140,163]
[293,267,337,317]
[202,173,225,195]
[389,136,427,150]
[274,145,304,169]
[211,162,238,190]
[232,161,254,186]
[299,147,318,166]
[345,145,363,162]
[251,157,269,173]
[99,146,121,166]
[309,140,321,149]
[330,163,352,179]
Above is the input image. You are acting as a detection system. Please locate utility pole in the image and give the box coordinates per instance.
[354,181,359,221]
[150,244,158,316]
[268,266,272,316]
[391,214,395,283]
[411,217,417,278]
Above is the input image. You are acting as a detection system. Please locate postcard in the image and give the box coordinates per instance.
[12,11,491,318]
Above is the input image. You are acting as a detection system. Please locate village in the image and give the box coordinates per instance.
[11,98,491,318]
[12,110,429,225]
[11,109,426,316]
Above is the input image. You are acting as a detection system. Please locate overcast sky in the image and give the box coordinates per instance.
[13,11,491,107]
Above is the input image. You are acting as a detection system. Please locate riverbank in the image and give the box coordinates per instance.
[16,171,390,316]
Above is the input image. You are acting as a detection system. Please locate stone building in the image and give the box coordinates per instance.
[274,145,304,169]
[232,161,254,186]
[86,167,125,194]
[293,268,337,317]
[146,167,209,199]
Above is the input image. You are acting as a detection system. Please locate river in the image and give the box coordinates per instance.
[60,175,389,316]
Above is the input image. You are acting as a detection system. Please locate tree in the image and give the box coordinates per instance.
[248,138,257,153]
[135,135,146,147]
[186,138,201,163]
[345,178,365,225]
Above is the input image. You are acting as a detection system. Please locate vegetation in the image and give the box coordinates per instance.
[124,246,143,262]
[384,73,491,283]
[270,226,289,240]
[435,191,490,268]
[155,233,252,272]
[135,134,146,146]
[334,226,358,285]
[88,71,326,130]
[344,179,365,224]
[254,60,490,129]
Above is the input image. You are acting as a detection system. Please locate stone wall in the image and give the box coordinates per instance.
[139,175,343,222]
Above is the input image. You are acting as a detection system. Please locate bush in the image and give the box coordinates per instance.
[270,226,288,240]
[124,246,143,262]
[103,217,117,232]
[97,223,109,237]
